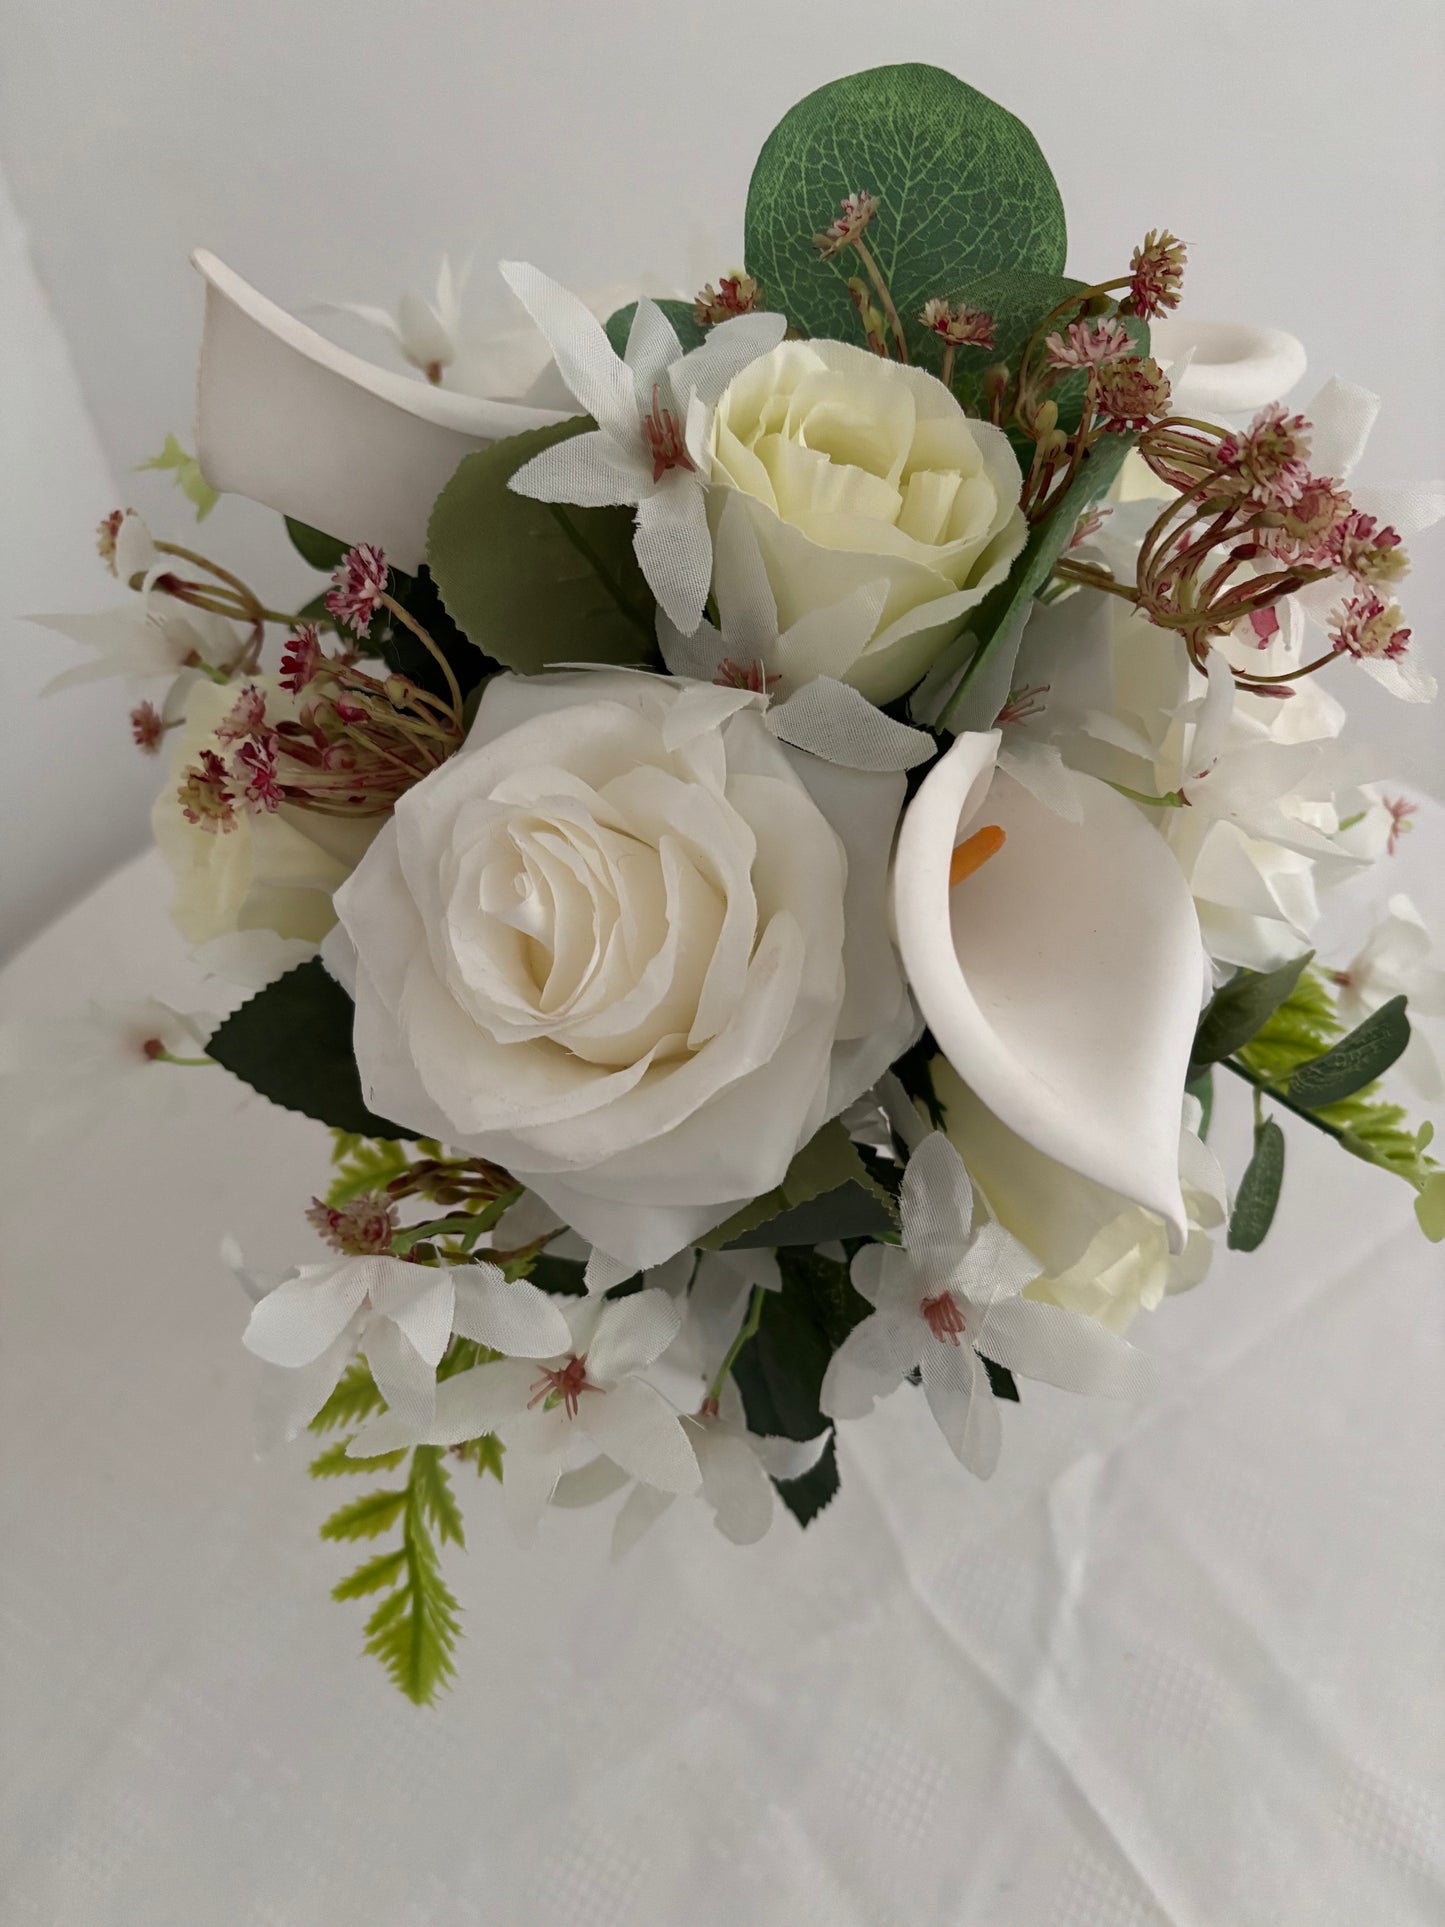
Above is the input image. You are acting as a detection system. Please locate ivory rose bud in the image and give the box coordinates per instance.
[708,339,1026,704]
[328,671,916,1272]
[152,675,377,956]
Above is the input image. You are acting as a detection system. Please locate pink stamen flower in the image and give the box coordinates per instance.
[215,682,268,744]
[713,656,780,694]
[326,544,389,637]
[1218,403,1313,508]
[693,273,763,326]
[306,1192,398,1255]
[1383,795,1418,856]
[528,1355,601,1421]
[1328,589,1412,661]
[1094,355,1171,433]
[1123,229,1187,319]
[129,700,164,754]
[1331,510,1409,586]
[96,509,125,574]
[814,191,879,259]
[235,732,284,813]
[177,750,236,831]
[1044,317,1132,371]
[920,299,996,349]
[1259,473,1354,566]
[641,386,696,484]
[280,623,325,693]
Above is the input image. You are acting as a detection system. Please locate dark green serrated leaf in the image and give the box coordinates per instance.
[982,1356,1020,1402]
[426,419,655,674]
[1192,953,1315,1073]
[377,562,493,704]
[285,517,350,573]
[604,299,708,358]
[704,1119,895,1249]
[931,431,1133,732]
[524,1253,590,1296]
[775,1432,840,1526]
[727,1182,896,1249]
[1228,1116,1286,1252]
[331,1549,408,1602]
[320,1487,408,1543]
[744,64,1066,359]
[1288,996,1411,1109]
[207,959,407,1140]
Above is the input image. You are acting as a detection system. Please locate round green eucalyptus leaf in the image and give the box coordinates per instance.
[425,419,656,674]
[745,64,1067,357]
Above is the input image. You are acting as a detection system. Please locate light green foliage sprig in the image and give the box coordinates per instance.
[136,433,219,520]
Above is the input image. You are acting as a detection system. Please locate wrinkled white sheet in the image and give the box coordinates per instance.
[1,835,1442,1926]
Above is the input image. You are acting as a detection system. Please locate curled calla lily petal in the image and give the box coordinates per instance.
[192,251,568,568]
[891,731,1204,1250]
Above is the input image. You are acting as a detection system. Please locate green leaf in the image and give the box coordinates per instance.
[137,432,219,520]
[934,270,1148,426]
[320,1487,408,1543]
[604,299,707,358]
[745,64,1065,358]
[1415,1171,1445,1243]
[331,1548,408,1602]
[775,1433,840,1526]
[426,420,655,673]
[308,1438,408,1478]
[704,1119,895,1248]
[1228,1116,1286,1252]
[376,562,493,704]
[932,431,1134,732]
[727,1183,896,1249]
[1288,996,1411,1109]
[391,1213,493,1256]
[411,1446,465,1549]
[308,1360,387,1435]
[523,1252,590,1296]
[326,1135,411,1208]
[1185,1066,1215,1141]
[982,1356,1020,1402]
[284,517,349,573]
[207,959,407,1140]
[1191,953,1316,1073]
[458,1434,506,1481]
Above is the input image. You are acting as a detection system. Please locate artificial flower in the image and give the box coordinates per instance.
[499,263,786,631]
[243,1252,569,1445]
[328,669,916,1271]
[191,252,569,569]
[820,1134,1155,1476]
[351,1290,700,1540]
[934,1060,1228,1333]
[890,725,1205,1242]
[1147,318,1307,420]
[325,256,467,384]
[151,675,379,955]
[708,339,1027,704]
[1334,895,1445,1098]
[0,998,210,1139]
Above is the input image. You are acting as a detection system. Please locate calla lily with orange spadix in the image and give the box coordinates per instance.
[890,730,1207,1249]
[191,252,569,570]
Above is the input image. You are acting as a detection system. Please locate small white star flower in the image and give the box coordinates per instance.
[1335,894,1445,1097]
[326,257,467,384]
[821,1134,1156,1478]
[499,262,785,633]
[0,997,209,1138]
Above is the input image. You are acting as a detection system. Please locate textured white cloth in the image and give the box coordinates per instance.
[1,831,1443,1926]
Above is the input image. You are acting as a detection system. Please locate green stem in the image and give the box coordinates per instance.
[379,593,463,725]
[152,1051,214,1067]
[851,236,910,363]
[707,1286,767,1406]
[547,506,654,637]
[1104,779,1188,809]
[1219,1056,1346,1145]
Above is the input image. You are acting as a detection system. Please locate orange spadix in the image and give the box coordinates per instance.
[948,823,1006,888]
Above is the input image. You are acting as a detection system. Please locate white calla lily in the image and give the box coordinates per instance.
[891,729,1206,1247]
[191,251,569,569]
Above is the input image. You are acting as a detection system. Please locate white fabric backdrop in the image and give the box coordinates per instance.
[0,0,1442,952]
[1,819,1442,1924]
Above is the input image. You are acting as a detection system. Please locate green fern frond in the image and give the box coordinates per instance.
[325,1135,412,1207]
[308,1437,408,1479]
[320,1487,408,1543]
[332,1549,407,1601]
[411,1446,465,1547]
[308,1360,387,1435]
[457,1434,505,1482]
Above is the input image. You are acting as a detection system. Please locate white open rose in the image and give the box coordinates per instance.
[152,675,377,959]
[328,671,916,1271]
[708,339,1026,704]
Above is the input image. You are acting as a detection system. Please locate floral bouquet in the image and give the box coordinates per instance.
[28,62,1445,1703]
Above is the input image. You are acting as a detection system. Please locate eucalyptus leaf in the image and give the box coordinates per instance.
[1191,953,1315,1073]
[1288,996,1411,1109]
[1415,1171,1445,1243]
[1185,1066,1215,1141]
[933,431,1133,732]
[207,959,406,1139]
[744,64,1066,357]
[1228,1115,1286,1252]
[426,419,655,673]
[604,299,707,359]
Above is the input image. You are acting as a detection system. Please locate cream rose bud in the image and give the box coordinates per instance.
[152,675,377,952]
[708,339,1026,705]
[329,671,916,1272]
